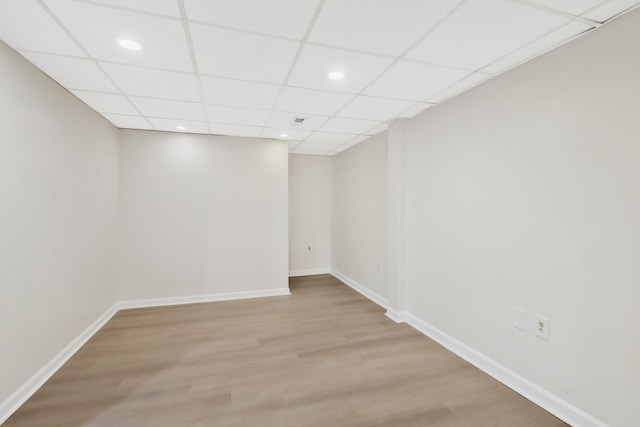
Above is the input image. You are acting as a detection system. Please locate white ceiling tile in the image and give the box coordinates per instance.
[288,45,393,93]
[0,0,84,56]
[526,0,604,15]
[339,96,414,121]
[309,0,460,56]
[201,76,280,110]
[71,90,138,114]
[44,0,193,72]
[364,60,469,101]
[305,132,358,144]
[102,113,151,129]
[190,23,299,84]
[483,21,593,74]
[262,128,313,141]
[398,103,435,119]
[22,52,118,92]
[266,112,328,131]
[582,0,640,21]
[406,0,567,70]
[148,118,209,134]
[295,141,344,151]
[130,97,207,121]
[320,117,381,135]
[83,0,181,17]
[184,0,318,39]
[276,87,353,116]
[426,72,492,103]
[206,105,271,126]
[208,123,262,137]
[101,63,201,102]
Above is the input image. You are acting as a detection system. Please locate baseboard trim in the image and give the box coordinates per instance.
[0,304,119,425]
[330,269,388,309]
[288,268,331,277]
[405,313,607,427]
[0,287,291,424]
[117,288,291,310]
[385,308,407,323]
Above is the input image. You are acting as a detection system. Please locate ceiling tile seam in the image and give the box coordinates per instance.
[302,40,478,74]
[322,0,469,129]
[589,0,640,23]
[303,40,398,60]
[505,0,603,25]
[425,73,494,105]
[294,92,358,145]
[16,48,457,104]
[34,0,154,129]
[177,0,211,134]
[71,96,405,128]
[477,21,597,75]
[73,0,181,21]
[260,0,327,150]
[397,57,477,73]
[62,90,279,112]
[15,46,479,89]
[187,18,304,44]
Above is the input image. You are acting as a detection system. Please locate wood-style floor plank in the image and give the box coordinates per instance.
[4,275,568,426]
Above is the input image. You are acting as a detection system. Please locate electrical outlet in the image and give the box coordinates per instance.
[535,315,550,341]
[513,307,526,331]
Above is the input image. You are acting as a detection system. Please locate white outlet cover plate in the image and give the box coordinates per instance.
[535,315,550,340]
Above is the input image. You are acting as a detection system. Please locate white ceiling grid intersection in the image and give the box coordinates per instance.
[0,0,638,155]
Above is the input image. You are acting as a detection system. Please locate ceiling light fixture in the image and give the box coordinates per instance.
[118,39,142,51]
[175,125,186,130]
[327,71,345,80]
[279,133,289,138]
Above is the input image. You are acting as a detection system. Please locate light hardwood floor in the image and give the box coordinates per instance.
[5,275,567,426]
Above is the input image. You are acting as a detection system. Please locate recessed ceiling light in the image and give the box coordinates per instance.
[175,125,186,130]
[279,133,289,138]
[118,39,142,51]
[327,71,345,80]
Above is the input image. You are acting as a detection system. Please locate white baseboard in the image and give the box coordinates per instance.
[288,268,331,277]
[117,288,291,310]
[0,287,290,424]
[385,308,407,323]
[330,269,388,309]
[405,313,607,427]
[0,304,119,425]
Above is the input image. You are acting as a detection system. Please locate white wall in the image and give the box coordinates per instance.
[288,154,332,275]
[0,41,119,405]
[332,133,388,300]
[118,130,289,300]
[403,10,640,427]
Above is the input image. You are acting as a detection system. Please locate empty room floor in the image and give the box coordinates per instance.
[5,275,567,426]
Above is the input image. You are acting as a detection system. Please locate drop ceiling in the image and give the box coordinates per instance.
[0,0,638,156]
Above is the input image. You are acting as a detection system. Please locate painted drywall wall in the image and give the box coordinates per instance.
[117,130,289,300]
[403,9,640,426]
[0,41,119,405]
[332,133,388,301]
[288,154,332,275]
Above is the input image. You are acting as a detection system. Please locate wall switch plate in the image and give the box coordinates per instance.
[513,307,526,331]
[535,315,550,340]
